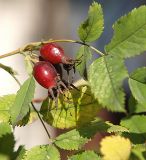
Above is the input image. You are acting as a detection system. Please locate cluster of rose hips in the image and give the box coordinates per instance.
[33,43,77,105]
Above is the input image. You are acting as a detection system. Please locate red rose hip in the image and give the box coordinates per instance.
[40,43,74,65]
[33,61,57,89]
[40,43,64,64]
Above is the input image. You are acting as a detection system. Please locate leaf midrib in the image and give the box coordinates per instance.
[130,77,146,85]
[108,22,146,53]
[103,56,122,109]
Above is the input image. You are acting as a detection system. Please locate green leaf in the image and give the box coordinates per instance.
[121,115,146,133]
[123,132,146,144]
[106,122,129,133]
[78,2,104,42]
[24,55,33,75]
[88,54,128,112]
[0,94,15,123]
[129,67,146,106]
[23,145,60,160]
[0,122,12,137]
[128,95,146,114]
[54,129,88,150]
[130,144,146,160]
[40,84,100,129]
[0,123,15,159]
[0,63,17,75]
[15,146,26,160]
[76,46,92,78]
[16,110,38,126]
[54,118,125,150]
[10,76,35,126]
[68,151,101,160]
[105,6,146,58]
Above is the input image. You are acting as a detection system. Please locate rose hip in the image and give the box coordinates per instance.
[33,61,57,89]
[40,43,73,64]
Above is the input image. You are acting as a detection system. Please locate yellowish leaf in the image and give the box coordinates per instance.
[100,135,131,160]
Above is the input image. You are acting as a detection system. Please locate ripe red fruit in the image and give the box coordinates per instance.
[33,61,57,89]
[40,43,72,64]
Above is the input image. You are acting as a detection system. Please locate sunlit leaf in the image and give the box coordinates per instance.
[10,76,35,126]
[40,84,100,129]
[100,135,131,160]
[78,2,104,42]
[129,67,146,106]
[121,115,146,133]
[23,145,60,160]
[0,94,15,123]
[105,6,146,58]
[89,54,128,112]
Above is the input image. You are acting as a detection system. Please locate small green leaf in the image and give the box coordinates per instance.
[40,85,100,129]
[106,122,129,133]
[129,67,146,106]
[54,129,88,150]
[130,144,146,160]
[88,54,128,112]
[16,110,38,126]
[128,95,146,114]
[105,6,146,58]
[10,76,35,126]
[78,2,104,42]
[121,115,146,133]
[24,55,33,75]
[122,132,146,144]
[0,94,15,123]
[76,46,92,78]
[68,151,101,160]
[23,145,60,160]
[0,63,17,75]
[0,123,12,137]
[0,123,15,159]
[15,146,26,160]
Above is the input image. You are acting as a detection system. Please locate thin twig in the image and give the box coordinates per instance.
[31,102,51,139]
[0,39,104,59]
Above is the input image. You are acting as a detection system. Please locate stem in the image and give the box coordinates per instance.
[0,49,20,59]
[0,39,104,59]
[13,76,51,139]
[31,102,51,139]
